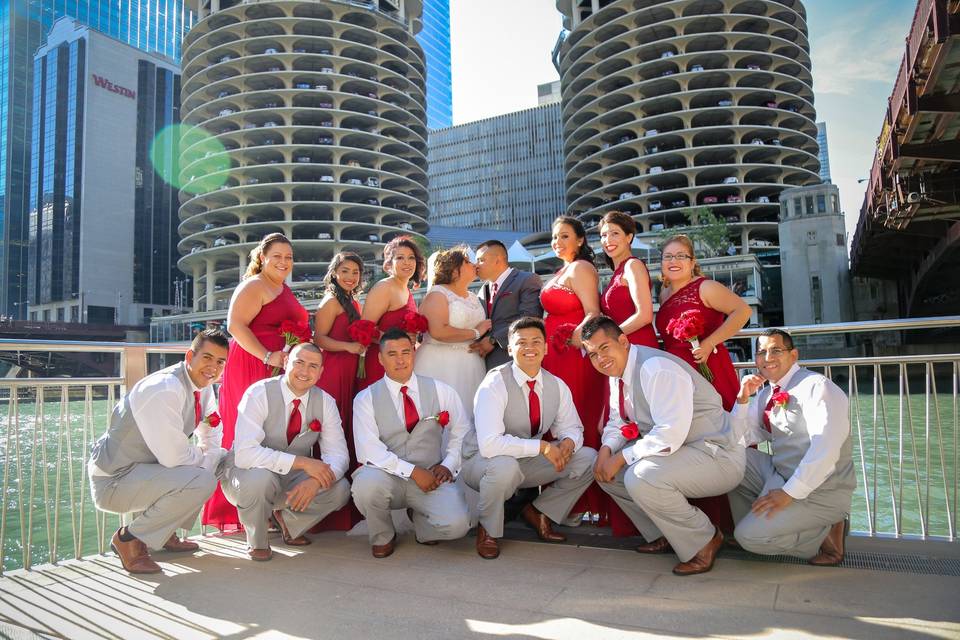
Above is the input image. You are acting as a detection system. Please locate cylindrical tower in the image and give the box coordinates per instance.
[555,0,819,256]
[177,0,428,312]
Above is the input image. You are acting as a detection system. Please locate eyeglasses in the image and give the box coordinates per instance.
[661,253,692,262]
[756,348,790,358]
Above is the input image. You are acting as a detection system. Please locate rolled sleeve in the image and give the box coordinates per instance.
[783,381,850,500]
[319,391,350,480]
[550,378,584,451]
[129,381,205,469]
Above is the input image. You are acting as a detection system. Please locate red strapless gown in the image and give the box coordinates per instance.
[312,301,363,531]
[356,291,417,391]
[601,256,659,348]
[202,285,308,529]
[541,280,608,525]
[655,276,737,533]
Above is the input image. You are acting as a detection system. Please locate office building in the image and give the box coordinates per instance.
[26,18,183,325]
[816,121,831,183]
[428,103,564,234]
[1,0,193,319]
[416,0,452,129]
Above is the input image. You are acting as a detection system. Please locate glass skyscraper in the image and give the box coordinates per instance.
[415,0,452,129]
[816,121,832,184]
[1,0,192,319]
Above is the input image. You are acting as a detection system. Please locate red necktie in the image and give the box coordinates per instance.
[286,398,302,444]
[762,385,781,432]
[400,385,419,432]
[527,380,540,436]
[193,391,202,427]
[487,282,498,316]
[618,379,629,421]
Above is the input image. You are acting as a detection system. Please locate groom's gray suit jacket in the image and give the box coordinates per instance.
[478,269,543,370]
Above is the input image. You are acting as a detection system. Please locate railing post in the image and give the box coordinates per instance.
[121,345,149,390]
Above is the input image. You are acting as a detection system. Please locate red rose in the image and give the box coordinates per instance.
[206,412,221,428]
[666,310,706,342]
[348,319,377,347]
[620,422,640,440]
[295,320,312,343]
[308,419,322,432]
[401,311,429,334]
[437,410,450,427]
[550,322,577,354]
[772,391,791,407]
[279,320,296,335]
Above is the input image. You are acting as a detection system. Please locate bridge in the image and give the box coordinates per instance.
[850,0,960,317]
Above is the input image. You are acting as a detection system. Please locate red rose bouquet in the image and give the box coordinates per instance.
[348,319,378,379]
[665,310,714,382]
[428,410,450,428]
[550,322,577,354]
[620,422,640,440]
[401,311,429,336]
[275,320,312,375]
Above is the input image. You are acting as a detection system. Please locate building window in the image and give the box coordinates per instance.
[807,230,817,242]
[810,276,822,324]
[836,233,844,246]
[43,310,51,321]
[57,307,65,322]
[831,194,839,213]
[817,195,826,213]
[805,196,814,215]
[71,306,79,322]
[793,198,801,216]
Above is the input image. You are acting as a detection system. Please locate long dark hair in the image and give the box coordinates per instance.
[324,252,364,322]
[553,216,595,264]
[599,211,637,269]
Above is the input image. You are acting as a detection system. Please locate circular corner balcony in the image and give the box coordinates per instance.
[176,0,429,312]
[555,0,820,256]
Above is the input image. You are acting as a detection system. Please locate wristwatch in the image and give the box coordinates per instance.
[542,443,551,456]
[488,335,497,346]
[262,351,272,365]
[472,328,481,340]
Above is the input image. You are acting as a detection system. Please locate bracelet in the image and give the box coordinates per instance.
[473,328,481,340]
[542,443,551,456]
[262,351,272,365]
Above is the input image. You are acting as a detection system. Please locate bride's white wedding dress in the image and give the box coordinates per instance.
[413,284,487,414]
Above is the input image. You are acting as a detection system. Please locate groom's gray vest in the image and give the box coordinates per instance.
[625,346,736,450]
[463,364,561,458]
[760,367,855,494]
[90,361,208,476]
[256,377,327,459]
[369,375,443,468]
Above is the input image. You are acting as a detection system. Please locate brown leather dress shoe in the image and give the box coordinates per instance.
[520,503,565,542]
[809,519,848,566]
[372,535,396,559]
[673,528,723,576]
[162,533,200,552]
[111,529,162,574]
[476,524,500,559]
[248,546,273,562]
[635,536,674,554]
[273,510,311,546]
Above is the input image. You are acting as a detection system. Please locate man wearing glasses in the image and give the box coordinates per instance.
[730,329,854,566]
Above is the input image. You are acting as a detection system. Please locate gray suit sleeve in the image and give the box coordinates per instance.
[516,273,544,319]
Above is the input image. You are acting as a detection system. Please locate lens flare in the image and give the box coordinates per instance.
[149,124,230,194]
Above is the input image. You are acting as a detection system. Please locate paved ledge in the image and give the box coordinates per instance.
[1,529,958,640]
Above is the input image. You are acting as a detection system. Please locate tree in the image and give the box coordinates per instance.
[656,207,732,258]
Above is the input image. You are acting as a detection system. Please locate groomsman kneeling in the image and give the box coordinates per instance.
[582,316,745,576]
[89,329,230,574]
[221,343,350,561]
[729,329,854,566]
[352,327,471,558]
[465,317,596,558]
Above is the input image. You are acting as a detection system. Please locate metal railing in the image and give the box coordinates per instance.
[1,317,959,573]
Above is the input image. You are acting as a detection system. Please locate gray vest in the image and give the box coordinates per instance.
[625,346,736,450]
[761,368,856,493]
[258,377,326,458]
[463,364,561,458]
[89,361,209,476]
[369,375,442,469]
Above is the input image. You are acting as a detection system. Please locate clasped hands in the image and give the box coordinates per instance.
[593,446,626,483]
[287,457,336,511]
[541,438,576,472]
[411,464,454,492]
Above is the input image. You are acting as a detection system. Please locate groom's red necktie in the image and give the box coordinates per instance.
[762,385,781,432]
[527,380,540,436]
[400,385,419,432]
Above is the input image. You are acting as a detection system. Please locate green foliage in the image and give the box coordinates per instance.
[656,207,732,258]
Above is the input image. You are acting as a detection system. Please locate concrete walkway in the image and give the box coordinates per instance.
[1,530,958,640]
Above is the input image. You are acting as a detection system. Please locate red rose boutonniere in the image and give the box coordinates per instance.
[620,422,640,440]
[308,419,322,432]
[205,412,221,428]
[428,410,450,428]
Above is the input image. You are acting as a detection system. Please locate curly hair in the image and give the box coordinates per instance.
[382,236,426,285]
[599,211,637,269]
[552,216,595,264]
[323,252,364,322]
[430,245,472,286]
[243,232,292,280]
[660,234,703,277]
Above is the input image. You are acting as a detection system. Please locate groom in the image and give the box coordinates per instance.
[471,240,543,370]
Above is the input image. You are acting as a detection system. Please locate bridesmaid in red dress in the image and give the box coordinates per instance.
[356,236,425,391]
[656,234,752,533]
[203,233,309,529]
[541,216,608,524]
[311,251,366,531]
[597,211,658,536]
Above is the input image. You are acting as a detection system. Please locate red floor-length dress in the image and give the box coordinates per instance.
[541,271,608,524]
[655,276,738,533]
[356,291,417,391]
[312,300,363,531]
[600,256,659,536]
[202,285,309,528]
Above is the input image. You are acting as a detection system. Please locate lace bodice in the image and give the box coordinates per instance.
[423,285,486,347]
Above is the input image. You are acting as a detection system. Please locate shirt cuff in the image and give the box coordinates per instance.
[523,439,542,458]
[276,452,296,476]
[783,476,814,501]
[621,443,639,466]
[395,460,415,479]
[602,434,625,454]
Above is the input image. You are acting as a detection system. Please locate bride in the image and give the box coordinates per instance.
[415,246,491,412]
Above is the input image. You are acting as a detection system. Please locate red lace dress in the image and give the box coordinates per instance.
[203,285,308,528]
[601,256,659,348]
[655,276,738,533]
[541,271,608,524]
[356,291,417,391]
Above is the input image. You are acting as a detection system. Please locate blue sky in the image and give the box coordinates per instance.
[450,0,916,240]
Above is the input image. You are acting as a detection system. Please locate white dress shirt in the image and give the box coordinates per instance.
[353,374,469,479]
[473,363,583,458]
[601,347,695,465]
[233,378,350,479]
[491,267,514,293]
[105,367,224,475]
[731,363,850,500]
